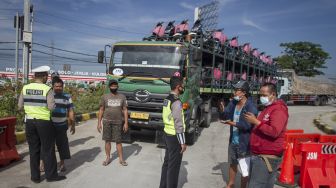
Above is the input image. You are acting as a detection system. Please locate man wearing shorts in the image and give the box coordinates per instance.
[97,79,128,166]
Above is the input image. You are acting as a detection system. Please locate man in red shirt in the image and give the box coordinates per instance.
[244,83,288,188]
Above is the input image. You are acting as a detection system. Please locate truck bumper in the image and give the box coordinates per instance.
[128,110,164,130]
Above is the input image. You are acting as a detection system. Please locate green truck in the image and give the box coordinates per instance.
[98,40,278,145]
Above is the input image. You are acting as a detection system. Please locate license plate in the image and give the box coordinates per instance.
[130,112,149,120]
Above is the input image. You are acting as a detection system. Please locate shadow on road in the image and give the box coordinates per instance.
[110,143,143,162]
[69,136,95,147]
[212,162,243,188]
[0,158,26,173]
[64,146,101,175]
[178,161,189,188]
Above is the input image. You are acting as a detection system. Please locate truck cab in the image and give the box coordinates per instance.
[105,41,202,145]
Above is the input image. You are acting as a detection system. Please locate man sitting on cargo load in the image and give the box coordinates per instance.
[219,80,258,188]
[97,79,128,166]
[244,83,288,188]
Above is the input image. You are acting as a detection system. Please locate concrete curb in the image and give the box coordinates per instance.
[15,111,99,144]
[75,111,99,122]
[313,113,336,135]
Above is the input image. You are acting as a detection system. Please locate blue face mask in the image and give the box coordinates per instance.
[260,96,271,106]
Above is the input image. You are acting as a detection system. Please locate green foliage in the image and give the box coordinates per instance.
[0,82,105,132]
[0,81,25,132]
[65,86,105,114]
[275,41,331,77]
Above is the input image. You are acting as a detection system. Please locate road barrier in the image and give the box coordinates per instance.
[284,133,320,172]
[299,143,336,188]
[0,117,20,166]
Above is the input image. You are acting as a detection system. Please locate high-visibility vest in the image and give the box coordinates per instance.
[162,94,186,135]
[22,83,52,121]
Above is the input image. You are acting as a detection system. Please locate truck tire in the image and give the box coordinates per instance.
[321,96,328,106]
[186,129,196,145]
[313,96,321,106]
[201,99,212,128]
[186,107,201,145]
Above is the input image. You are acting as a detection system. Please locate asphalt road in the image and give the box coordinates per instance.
[0,104,335,188]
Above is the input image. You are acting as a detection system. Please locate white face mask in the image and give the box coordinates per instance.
[233,96,241,101]
[260,96,272,106]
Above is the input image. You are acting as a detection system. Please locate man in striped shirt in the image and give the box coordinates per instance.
[40,77,75,172]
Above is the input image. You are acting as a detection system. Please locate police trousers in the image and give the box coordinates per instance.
[25,119,58,180]
[159,133,183,188]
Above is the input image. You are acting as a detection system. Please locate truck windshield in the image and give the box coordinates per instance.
[110,45,182,69]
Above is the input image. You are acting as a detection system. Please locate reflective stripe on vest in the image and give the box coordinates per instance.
[23,83,51,120]
[162,94,186,135]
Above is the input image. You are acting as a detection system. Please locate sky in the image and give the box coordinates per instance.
[0,0,335,78]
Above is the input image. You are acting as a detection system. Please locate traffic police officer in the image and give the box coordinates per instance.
[18,65,66,183]
[159,76,187,188]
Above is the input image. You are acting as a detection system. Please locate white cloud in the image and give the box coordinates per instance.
[242,17,266,32]
[180,2,195,10]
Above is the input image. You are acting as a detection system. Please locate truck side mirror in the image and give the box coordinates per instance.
[98,51,104,63]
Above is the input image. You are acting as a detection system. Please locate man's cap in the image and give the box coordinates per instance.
[233,80,250,92]
[108,79,118,86]
[32,65,50,73]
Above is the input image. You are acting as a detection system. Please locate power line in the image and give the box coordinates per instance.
[1,41,97,57]
[35,19,118,40]
[33,49,98,64]
[36,11,146,35]
[33,42,96,57]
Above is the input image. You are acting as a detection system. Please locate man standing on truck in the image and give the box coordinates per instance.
[219,81,258,188]
[97,79,128,166]
[160,76,187,188]
[244,83,288,188]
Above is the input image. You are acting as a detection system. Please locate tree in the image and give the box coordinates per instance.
[275,42,331,77]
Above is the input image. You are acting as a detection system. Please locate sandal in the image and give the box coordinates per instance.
[40,165,45,172]
[59,165,66,172]
[102,159,111,166]
[119,161,128,166]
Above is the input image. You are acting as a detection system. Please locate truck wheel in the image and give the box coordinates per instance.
[321,96,328,106]
[313,96,321,106]
[186,130,196,145]
[201,100,212,128]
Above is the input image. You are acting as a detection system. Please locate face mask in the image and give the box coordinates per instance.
[179,86,184,95]
[260,96,271,106]
[110,88,118,93]
[233,96,241,101]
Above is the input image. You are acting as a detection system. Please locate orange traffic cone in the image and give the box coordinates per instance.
[278,143,295,186]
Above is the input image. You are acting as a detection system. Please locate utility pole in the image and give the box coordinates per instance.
[15,12,19,83]
[22,0,32,84]
[28,5,34,73]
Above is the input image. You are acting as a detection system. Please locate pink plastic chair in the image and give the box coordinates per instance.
[213,68,222,81]
[241,72,247,80]
[252,74,257,81]
[213,31,227,45]
[174,23,189,34]
[229,37,238,47]
[226,72,233,81]
[243,43,251,54]
[252,49,260,58]
[266,56,273,65]
[153,25,165,37]
[258,77,264,83]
